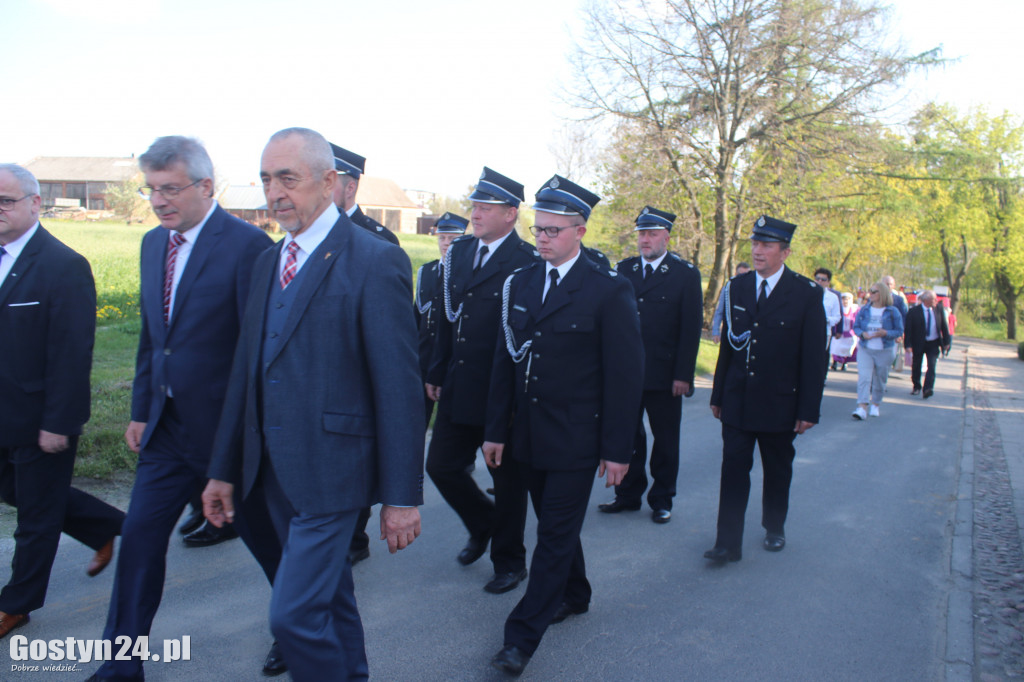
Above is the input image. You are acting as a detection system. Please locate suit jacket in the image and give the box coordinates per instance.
[903,304,950,353]
[131,206,273,454]
[415,259,442,376]
[426,231,540,426]
[617,253,703,389]
[0,226,95,448]
[710,267,826,433]
[207,214,424,515]
[351,205,400,245]
[485,257,643,470]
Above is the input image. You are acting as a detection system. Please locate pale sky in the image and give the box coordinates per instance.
[5,0,1022,198]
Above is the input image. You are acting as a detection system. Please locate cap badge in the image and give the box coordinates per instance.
[549,178,559,189]
[641,207,649,215]
[757,216,766,227]
[479,171,487,181]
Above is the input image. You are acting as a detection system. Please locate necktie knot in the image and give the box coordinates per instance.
[474,245,489,273]
[549,269,560,287]
[169,232,186,248]
[644,263,654,279]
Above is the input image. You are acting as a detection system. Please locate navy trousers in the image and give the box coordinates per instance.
[615,389,683,510]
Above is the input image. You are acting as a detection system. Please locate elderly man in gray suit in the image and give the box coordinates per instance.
[202,127,424,681]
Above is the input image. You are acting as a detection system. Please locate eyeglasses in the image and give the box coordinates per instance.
[0,195,33,212]
[139,180,201,199]
[529,225,576,238]
[814,276,829,282]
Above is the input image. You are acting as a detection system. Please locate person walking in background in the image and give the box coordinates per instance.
[0,164,125,639]
[944,304,956,357]
[851,280,904,420]
[711,262,750,344]
[830,292,859,371]
[903,289,951,399]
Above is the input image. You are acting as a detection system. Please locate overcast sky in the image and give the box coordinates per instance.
[5,0,1021,198]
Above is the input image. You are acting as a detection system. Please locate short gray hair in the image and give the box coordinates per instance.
[138,136,214,183]
[0,163,40,196]
[268,128,334,176]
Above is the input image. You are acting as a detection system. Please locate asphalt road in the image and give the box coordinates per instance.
[1,347,969,681]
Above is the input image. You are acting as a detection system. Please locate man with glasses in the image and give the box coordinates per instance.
[425,167,538,595]
[0,164,125,639]
[598,206,702,524]
[705,215,826,564]
[89,137,282,680]
[483,175,643,675]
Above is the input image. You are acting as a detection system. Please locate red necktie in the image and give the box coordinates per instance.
[163,232,186,325]
[280,241,300,289]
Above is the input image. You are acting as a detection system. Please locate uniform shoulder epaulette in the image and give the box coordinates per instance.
[452,234,474,244]
[424,258,439,269]
[517,240,540,258]
[669,252,683,262]
[619,255,639,267]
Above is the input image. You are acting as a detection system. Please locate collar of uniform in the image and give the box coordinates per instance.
[756,266,785,297]
[478,228,513,254]
[283,202,340,256]
[641,251,668,271]
[545,249,583,282]
[345,204,358,218]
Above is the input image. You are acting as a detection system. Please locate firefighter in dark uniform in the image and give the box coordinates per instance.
[705,215,826,563]
[416,212,468,426]
[424,167,539,594]
[328,142,401,245]
[598,206,702,523]
[483,175,643,676]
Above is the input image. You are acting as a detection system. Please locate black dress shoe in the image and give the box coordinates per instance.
[178,508,205,535]
[182,520,239,547]
[763,533,786,552]
[348,546,370,566]
[484,568,528,594]
[262,641,287,676]
[910,387,921,395]
[651,509,671,524]
[597,499,641,513]
[923,388,934,399]
[703,546,741,563]
[457,533,490,566]
[550,602,589,624]
[491,644,531,676]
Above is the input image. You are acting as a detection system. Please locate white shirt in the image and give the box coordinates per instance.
[822,287,842,332]
[641,251,668,275]
[166,202,217,323]
[475,229,513,270]
[279,203,340,280]
[543,250,582,301]
[0,222,38,285]
[755,266,785,300]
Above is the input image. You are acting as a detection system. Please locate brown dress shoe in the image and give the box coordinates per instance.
[0,611,29,638]
[87,538,115,577]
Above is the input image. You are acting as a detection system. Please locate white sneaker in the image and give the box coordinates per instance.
[869,404,880,418]
[852,407,867,420]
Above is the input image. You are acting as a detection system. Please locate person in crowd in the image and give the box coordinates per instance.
[711,262,750,344]
[483,175,643,675]
[328,142,400,245]
[814,268,843,375]
[705,215,826,564]
[0,164,125,640]
[851,280,904,420]
[597,206,701,524]
[830,292,859,370]
[944,303,957,357]
[903,289,951,399]
[202,128,424,681]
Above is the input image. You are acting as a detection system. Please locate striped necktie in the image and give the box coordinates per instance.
[280,241,301,289]
[163,232,186,324]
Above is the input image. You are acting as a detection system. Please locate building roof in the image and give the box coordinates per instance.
[357,176,419,209]
[218,185,267,210]
[23,156,139,183]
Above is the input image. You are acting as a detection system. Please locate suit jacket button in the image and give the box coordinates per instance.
[269,332,278,338]
[159,385,166,393]
[163,348,172,355]
[534,331,542,337]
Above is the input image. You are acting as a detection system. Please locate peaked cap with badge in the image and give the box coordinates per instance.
[434,212,469,234]
[532,174,600,220]
[469,167,524,207]
[329,143,366,177]
[634,206,676,231]
[750,215,797,243]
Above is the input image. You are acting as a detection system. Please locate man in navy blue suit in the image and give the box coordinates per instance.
[203,128,424,681]
[88,138,280,681]
[0,164,124,639]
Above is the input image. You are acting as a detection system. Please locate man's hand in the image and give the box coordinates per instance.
[38,430,69,453]
[710,405,722,420]
[425,383,441,402]
[599,460,629,487]
[671,380,689,398]
[380,505,421,554]
[793,420,816,435]
[124,421,146,454]
[482,441,504,468]
[202,479,235,528]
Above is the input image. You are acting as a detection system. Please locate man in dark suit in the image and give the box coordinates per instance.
[0,164,124,638]
[904,289,950,399]
[203,128,424,681]
[417,212,469,427]
[87,138,282,681]
[483,175,643,675]
[599,206,702,523]
[329,142,400,245]
[425,167,539,595]
[706,215,826,564]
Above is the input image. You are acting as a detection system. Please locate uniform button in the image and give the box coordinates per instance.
[594,413,599,419]
[753,322,759,327]
[163,348,172,356]
[534,331,542,337]
[458,360,464,365]
[749,371,755,376]
[751,355,756,360]
[159,384,165,393]
[570,323,577,329]
[752,339,757,344]
[531,376,538,381]
[533,353,540,359]
[639,297,644,303]
[265,362,271,369]
[467,292,473,297]
[459,337,466,342]
[531,398,538,404]
[463,314,469,320]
